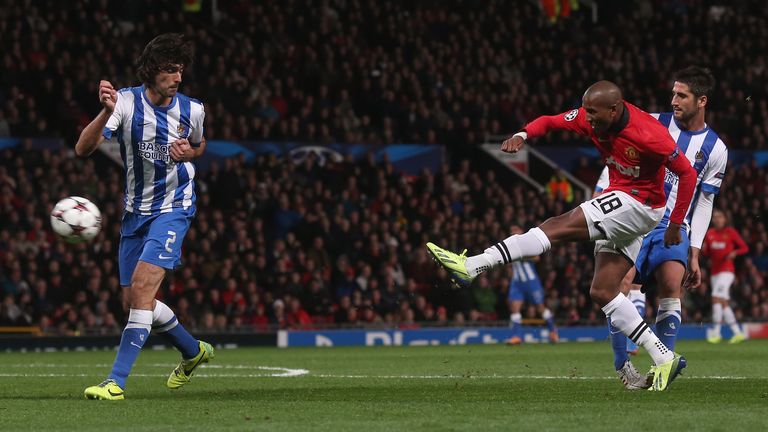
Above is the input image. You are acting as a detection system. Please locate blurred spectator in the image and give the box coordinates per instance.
[546,169,574,203]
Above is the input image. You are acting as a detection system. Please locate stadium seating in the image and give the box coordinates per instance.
[1,1,766,332]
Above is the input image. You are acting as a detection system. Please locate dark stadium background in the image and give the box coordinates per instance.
[1,0,767,345]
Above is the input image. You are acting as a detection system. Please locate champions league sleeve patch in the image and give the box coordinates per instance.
[564,109,579,121]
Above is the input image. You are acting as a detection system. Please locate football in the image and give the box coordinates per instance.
[50,196,102,243]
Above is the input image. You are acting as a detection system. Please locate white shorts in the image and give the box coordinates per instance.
[580,190,665,263]
[711,272,735,300]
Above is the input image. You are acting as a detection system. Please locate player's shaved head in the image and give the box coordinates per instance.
[583,81,623,107]
[581,81,625,135]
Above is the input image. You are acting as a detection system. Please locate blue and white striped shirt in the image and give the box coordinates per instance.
[595,112,728,231]
[512,261,539,283]
[102,85,205,215]
[651,112,728,230]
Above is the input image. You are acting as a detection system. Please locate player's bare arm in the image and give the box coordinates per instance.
[75,80,117,157]
[683,247,702,290]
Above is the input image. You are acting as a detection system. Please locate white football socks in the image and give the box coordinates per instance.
[602,293,673,366]
[712,303,723,337]
[656,298,682,324]
[153,300,179,332]
[722,306,743,336]
[466,227,551,277]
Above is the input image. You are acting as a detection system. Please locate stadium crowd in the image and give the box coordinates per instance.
[1,0,767,151]
[1,139,766,333]
[1,0,768,333]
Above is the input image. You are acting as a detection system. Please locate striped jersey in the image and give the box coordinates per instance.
[595,112,728,231]
[511,261,540,284]
[102,85,205,215]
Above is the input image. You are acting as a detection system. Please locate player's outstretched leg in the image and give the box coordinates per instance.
[425,243,473,287]
[167,340,215,389]
[427,227,552,286]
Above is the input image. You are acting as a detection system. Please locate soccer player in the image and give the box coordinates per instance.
[505,227,557,345]
[427,80,697,391]
[75,34,213,400]
[597,67,729,389]
[703,209,749,343]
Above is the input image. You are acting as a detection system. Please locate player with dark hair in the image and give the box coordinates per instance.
[596,66,729,389]
[76,33,212,400]
[428,80,697,391]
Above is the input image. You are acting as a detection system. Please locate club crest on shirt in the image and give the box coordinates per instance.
[564,109,578,121]
[695,150,703,162]
[177,123,186,136]
[624,146,640,162]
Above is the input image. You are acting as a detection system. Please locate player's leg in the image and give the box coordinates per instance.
[145,210,215,388]
[622,268,643,355]
[716,272,745,343]
[709,273,728,343]
[593,250,650,389]
[531,286,557,342]
[85,213,147,400]
[427,205,587,285]
[506,298,524,345]
[107,261,166,380]
[654,261,685,351]
[607,267,633,376]
[593,249,684,391]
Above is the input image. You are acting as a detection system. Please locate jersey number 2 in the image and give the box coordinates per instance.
[165,231,177,253]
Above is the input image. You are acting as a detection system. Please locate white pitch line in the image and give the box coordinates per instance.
[310,374,754,380]
[0,372,757,380]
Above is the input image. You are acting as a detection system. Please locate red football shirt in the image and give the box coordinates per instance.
[523,102,696,224]
[702,227,749,275]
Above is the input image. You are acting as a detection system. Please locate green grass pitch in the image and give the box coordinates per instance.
[1,340,766,431]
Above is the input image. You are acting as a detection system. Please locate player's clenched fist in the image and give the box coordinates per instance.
[99,80,117,112]
[170,138,193,162]
[501,135,524,153]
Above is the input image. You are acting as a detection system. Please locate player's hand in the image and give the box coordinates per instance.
[99,80,117,112]
[501,135,525,153]
[682,256,702,290]
[664,222,682,246]
[170,138,194,162]
[726,251,737,261]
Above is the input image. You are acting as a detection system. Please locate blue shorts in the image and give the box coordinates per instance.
[118,207,195,286]
[508,280,545,305]
[633,225,689,286]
